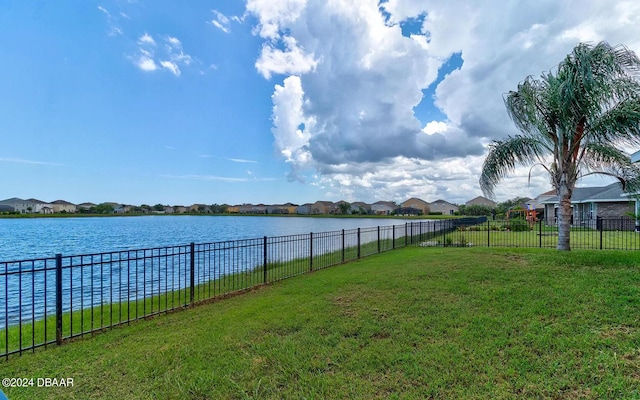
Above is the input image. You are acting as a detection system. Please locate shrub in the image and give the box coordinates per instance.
[458,236,467,246]
[508,219,531,232]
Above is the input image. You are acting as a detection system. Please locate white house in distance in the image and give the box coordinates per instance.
[0,198,53,214]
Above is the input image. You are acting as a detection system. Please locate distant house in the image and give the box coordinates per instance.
[25,198,53,214]
[0,198,53,214]
[429,199,458,215]
[296,203,313,215]
[77,202,97,211]
[266,204,291,214]
[239,204,267,214]
[266,202,298,214]
[282,202,298,214]
[173,205,188,214]
[371,201,397,215]
[0,198,29,213]
[226,205,240,213]
[541,182,634,228]
[334,200,351,214]
[526,190,555,213]
[190,204,211,213]
[114,205,132,214]
[466,196,497,208]
[311,201,335,214]
[350,202,371,215]
[51,200,77,213]
[401,198,430,215]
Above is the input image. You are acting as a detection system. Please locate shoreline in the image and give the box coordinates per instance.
[0,212,456,220]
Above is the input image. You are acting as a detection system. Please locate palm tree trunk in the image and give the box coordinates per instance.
[557,182,572,251]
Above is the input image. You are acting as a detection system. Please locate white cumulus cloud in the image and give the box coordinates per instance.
[247,0,640,203]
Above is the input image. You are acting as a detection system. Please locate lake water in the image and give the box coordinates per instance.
[0,215,436,330]
[0,215,419,262]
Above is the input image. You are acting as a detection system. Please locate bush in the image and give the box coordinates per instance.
[507,219,531,231]
[428,211,443,215]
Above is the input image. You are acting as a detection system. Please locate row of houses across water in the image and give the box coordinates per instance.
[0,196,499,216]
[1,187,637,228]
[0,199,211,215]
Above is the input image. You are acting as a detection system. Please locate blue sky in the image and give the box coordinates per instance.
[1,1,639,206]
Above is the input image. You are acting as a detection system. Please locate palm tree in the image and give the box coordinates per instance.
[480,41,640,250]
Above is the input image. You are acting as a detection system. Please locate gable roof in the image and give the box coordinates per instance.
[0,197,25,204]
[51,200,76,205]
[541,183,627,204]
[430,199,456,206]
[465,196,497,207]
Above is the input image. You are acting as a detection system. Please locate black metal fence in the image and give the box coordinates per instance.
[4,216,639,359]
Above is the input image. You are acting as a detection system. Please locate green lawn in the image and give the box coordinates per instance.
[1,247,639,399]
[438,223,640,250]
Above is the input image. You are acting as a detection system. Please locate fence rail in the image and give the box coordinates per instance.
[3,216,639,359]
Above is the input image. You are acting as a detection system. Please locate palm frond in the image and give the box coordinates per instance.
[504,77,558,147]
[479,136,549,197]
[586,94,640,146]
[580,143,640,191]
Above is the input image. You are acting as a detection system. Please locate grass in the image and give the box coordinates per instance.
[439,223,640,250]
[1,247,640,399]
[1,239,397,355]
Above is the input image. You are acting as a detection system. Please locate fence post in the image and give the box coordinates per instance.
[539,219,542,248]
[410,222,414,244]
[189,242,195,305]
[485,219,489,247]
[341,229,345,262]
[392,226,395,249]
[55,254,63,345]
[357,228,361,258]
[310,232,313,271]
[263,236,268,284]
[377,226,381,253]
[599,217,603,250]
[404,223,408,247]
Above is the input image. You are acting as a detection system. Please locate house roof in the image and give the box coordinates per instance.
[372,201,396,207]
[51,200,76,205]
[0,197,25,204]
[542,183,627,204]
[465,196,496,206]
[402,197,429,205]
[430,199,456,206]
[313,201,335,206]
[25,198,49,204]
